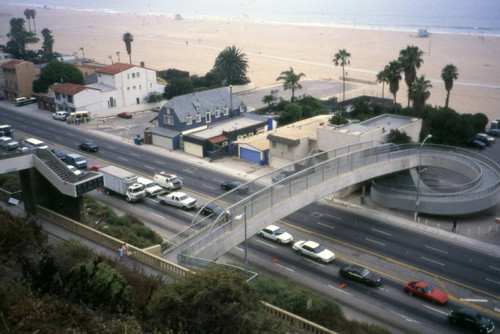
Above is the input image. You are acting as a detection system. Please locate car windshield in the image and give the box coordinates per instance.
[145,183,156,188]
[274,227,284,235]
[313,244,325,253]
[423,285,433,293]
[179,195,188,200]
[360,268,370,277]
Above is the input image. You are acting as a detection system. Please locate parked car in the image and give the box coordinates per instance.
[474,133,493,146]
[117,111,133,119]
[448,307,495,333]
[476,133,495,144]
[272,170,296,183]
[220,181,249,194]
[52,111,69,121]
[486,129,500,137]
[79,141,99,152]
[89,164,103,172]
[339,264,383,286]
[51,148,67,160]
[403,280,448,305]
[469,139,486,150]
[292,240,335,263]
[0,136,19,150]
[67,165,82,177]
[258,225,293,244]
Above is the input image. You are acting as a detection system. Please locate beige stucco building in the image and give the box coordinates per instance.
[1,59,39,101]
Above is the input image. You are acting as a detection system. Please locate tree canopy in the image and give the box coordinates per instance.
[32,61,84,93]
[123,32,134,64]
[212,45,250,86]
[5,17,39,59]
[441,64,459,109]
[398,45,424,107]
[333,49,351,102]
[276,67,305,103]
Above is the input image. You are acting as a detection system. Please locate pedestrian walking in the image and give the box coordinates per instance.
[452,219,457,232]
[119,246,124,261]
[122,243,129,258]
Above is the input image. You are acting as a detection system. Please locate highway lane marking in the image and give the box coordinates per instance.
[130,153,139,157]
[365,238,386,247]
[425,245,448,254]
[317,222,335,229]
[305,258,326,267]
[155,160,165,165]
[107,145,116,149]
[118,157,129,162]
[275,263,295,272]
[256,240,278,249]
[421,256,445,266]
[489,266,500,272]
[377,287,389,293]
[202,184,215,190]
[65,132,75,136]
[486,278,500,285]
[422,304,449,315]
[459,298,488,302]
[325,214,342,221]
[181,211,195,217]
[390,310,420,323]
[371,228,391,236]
[183,168,194,174]
[144,165,154,170]
[150,213,165,219]
[328,285,353,296]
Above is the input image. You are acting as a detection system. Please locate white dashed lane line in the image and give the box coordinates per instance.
[425,245,448,254]
[421,256,445,266]
[365,238,386,247]
[371,227,391,236]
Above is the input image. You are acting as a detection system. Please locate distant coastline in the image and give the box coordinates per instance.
[4,1,500,37]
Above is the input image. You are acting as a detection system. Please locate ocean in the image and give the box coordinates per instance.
[3,0,500,36]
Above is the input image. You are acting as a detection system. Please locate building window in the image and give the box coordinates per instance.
[186,116,192,125]
[132,73,136,78]
[139,85,142,90]
[133,86,136,90]
[136,72,140,77]
[288,145,292,152]
[196,113,201,122]
[215,109,220,118]
[127,87,130,90]
[223,107,229,116]
[165,115,174,126]
[272,142,277,148]
[166,108,170,114]
[205,112,211,123]
[68,95,73,103]
[55,92,60,99]
[240,105,245,112]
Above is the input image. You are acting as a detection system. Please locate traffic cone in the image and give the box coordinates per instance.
[340,283,346,289]
[273,257,279,263]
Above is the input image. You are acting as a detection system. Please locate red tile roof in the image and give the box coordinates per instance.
[1,59,24,69]
[53,83,98,95]
[96,62,135,75]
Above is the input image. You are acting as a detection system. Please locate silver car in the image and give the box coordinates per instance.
[258,225,293,244]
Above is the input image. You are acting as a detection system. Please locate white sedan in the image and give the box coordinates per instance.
[258,225,293,244]
[52,111,69,120]
[292,240,335,263]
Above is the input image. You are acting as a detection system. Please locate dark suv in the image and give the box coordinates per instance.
[448,307,494,333]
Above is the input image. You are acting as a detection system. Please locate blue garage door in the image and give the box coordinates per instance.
[240,147,261,164]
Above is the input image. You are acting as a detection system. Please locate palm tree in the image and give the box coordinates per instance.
[398,45,424,107]
[41,28,54,61]
[386,60,402,104]
[122,32,134,64]
[30,9,37,34]
[212,45,250,86]
[276,67,305,103]
[333,49,351,102]
[376,66,389,99]
[441,64,459,109]
[262,89,278,108]
[409,75,432,116]
[24,9,32,33]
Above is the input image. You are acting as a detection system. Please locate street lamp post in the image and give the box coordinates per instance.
[415,134,432,222]
[235,207,248,276]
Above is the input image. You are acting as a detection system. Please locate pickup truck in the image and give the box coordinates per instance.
[14,97,37,106]
[158,192,197,210]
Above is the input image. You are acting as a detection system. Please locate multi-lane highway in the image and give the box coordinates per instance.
[1,103,499,333]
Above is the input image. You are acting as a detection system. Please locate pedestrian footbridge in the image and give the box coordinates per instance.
[161,142,500,264]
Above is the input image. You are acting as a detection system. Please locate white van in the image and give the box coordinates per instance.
[67,110,91,124]
[24,138,48,150]
[137,177,166,197]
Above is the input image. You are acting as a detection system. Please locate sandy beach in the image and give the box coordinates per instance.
[1,4,499,120]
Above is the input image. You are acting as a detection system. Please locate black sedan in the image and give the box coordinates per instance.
[339,264,382,286]
[220,181,249,194]
[79,141,99,152]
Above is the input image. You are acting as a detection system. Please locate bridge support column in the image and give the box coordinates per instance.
[19,168,84,222]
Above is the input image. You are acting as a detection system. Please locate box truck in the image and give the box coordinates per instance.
[100,165,145,202]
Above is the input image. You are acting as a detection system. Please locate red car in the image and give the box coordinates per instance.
[117,111,133,119]
[89,164,103,172]
[404,280,448,305]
